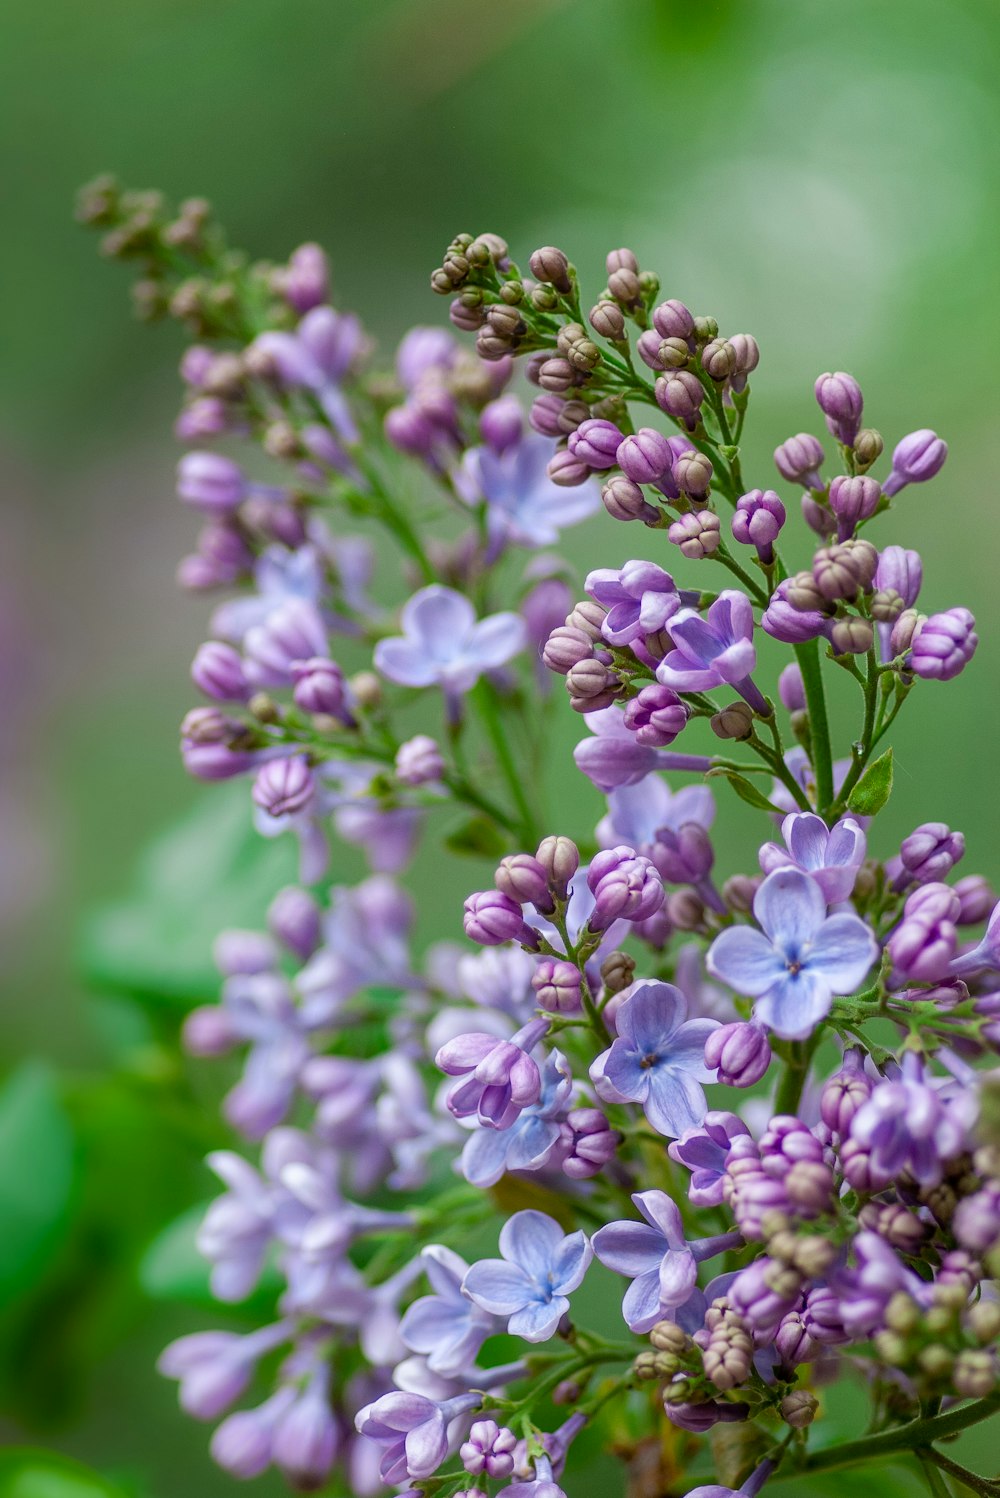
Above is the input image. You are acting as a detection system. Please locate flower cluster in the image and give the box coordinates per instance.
[83,180,1000,1498]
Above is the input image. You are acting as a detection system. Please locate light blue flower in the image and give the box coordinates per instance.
[462,1209,592,1343]
[591,981,718,1138]
[458,433,600,550]
[707,867,879,1040]
[374,585,525,697]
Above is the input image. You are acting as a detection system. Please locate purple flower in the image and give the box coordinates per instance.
[668,1112,751,1207]
[574,707,712,792]
[250,306,363,441]
[586,845,664,930]
[278,242,330,313]
[731,490,785,563]
[585,560,687,646]
[437,1018,549,1130]
[761,580,831,645]
[707,868,879,1039]
[158,1323,291,1420]
[591,980,718,1137]
[252,756,315,819]
[774,433,824,490]
[848,1052,977,1188]
[177,452,247,514]
[883,428,948,497]
[887,882,960,982]
[399,1246,500,1375]
[832,1231,929,1338]
[458,433,600,549]
[210,545,329,644]
[464,890,539,948]
[951,898,1000,977]
[703,1021,772,1088]
[568,418,624,470]
[622,684,689,747]
[597,776,715,857]
[375,586,525,698]
[656,591,767,715]
[758,812,867,903]
[460,1051,573,1189]
[462,1210,592,1342]
[828,474,881,540]
[909,608,978,681]
[897,822,965,886]
[592,1190,698,1333]
[814,371,863,446]
[355,1391,477,1484]
[243,598,330,688]
[461,1421,518,1480]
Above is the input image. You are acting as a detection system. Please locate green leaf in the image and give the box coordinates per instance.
[847,746,894,816]
[77,782,299,1007]
[709,769,781,813]
[0,1064,76,1301]
[444,814,509,858]
[0,1449,129,1498]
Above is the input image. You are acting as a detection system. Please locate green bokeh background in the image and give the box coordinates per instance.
[2,0,1000,1493]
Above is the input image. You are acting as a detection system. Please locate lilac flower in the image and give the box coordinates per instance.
[374,586,526,701]
[211,544,329,644]
[592,1191,698,1333]
[707,868,879,1039]
[584,561,690,647]
[591,980,719,1137]
[761,580,831,645]
[832,1231,929,1338]
[211,1387,299,1479]
[597,776,715,859]
[909,608,978,681]
[574,707,712,792]
[814,371,863,446]
[295,875,417,1019]
[196,1132,311,1301]
[774,433,824,490]
[462,1210,592,1342]
[243,597,330,688]
[202,970,316,1138]
[461,1421,518,1480]
[656,591,769,716]
[669,1112,752,1207]
[703,1021,772,1087]
[883,429,948,497]
[731,490,785,563]
[436,1018,549,1129]
[158,1322,292,1419]
[586,845,664,930]
[460,1051,573,1189]
[458,433,600,549]
[398,1246,500,1375]
[951,898,1000,977]
[250,306,363,441]
[847,1051,977,1188]
[758,812,867,903]
[355,1391,478,1484]
[887,882,960,982]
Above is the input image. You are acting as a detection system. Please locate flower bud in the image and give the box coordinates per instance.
[252,756,315,818]
[711,701,754,741]
[854,428,884,469]
[600,949,636,994]
[955,874,995,925]
[702,338,738,381]
[732,488,785,561]
[560,1108,622,1179]
[815,370,864,446]
[268,886,321,960]
[622,684,688,747]
[636,328,670,370]
[395,734,445,786]
[655,371,704,428]
[532,958,583,1014]
[542,625,593,675]
[667,889,707,932]
[292,657,347,717]
[495,853,552,910]
[192,641,250,702]
[828,474,881,540]
[673,449,713,498]
[566,599,607,639]
[547,448,592,487]
[870,589,904,623]
[668,509,720,559]
[778,663,806,712]
[830,617,874,655]
[723,874,761,913]
[780,1391,818,1429]
[812,539,877,602]
[910,608,978,681]
[774,432,824,489]
[890,607,925,657]
[535,835,580,897]
[479,394,523,455]
[463,890,537,947]
[617,428,672,485]
[567,658,621,711]
[568,418,624,470]
[884,428,948,497]
[786,570,830,614]
[899,823,965,884]
[653,299,695,341]
[602,475,660,524]
[704,1021,771,1087]
[589,301,625,340]
[529,246,572,292]
[536,357,576,392]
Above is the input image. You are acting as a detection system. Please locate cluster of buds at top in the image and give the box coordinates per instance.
[463,837,580,949]
[785,538,879,654]
[542,597,628,712]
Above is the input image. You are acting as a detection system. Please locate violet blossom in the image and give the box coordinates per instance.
[462,1210,592,1342]
[591,980,719,1136]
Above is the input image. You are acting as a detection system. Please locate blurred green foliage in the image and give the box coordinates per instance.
[3,0,1000,1493]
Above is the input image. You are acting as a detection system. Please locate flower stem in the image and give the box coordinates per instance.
[792,637,834,814]
[471,679,540,848]
[792,1393,1000,1477]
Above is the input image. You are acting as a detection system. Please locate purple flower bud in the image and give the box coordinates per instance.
[954,1184,1000,1254]
[774,432,825,489]
[890,607,924,657]
[244,600,328,689]
[652,823,715,885]
[532,958,583,1014]
[267,885,321,959]
[436,1017,548,1128]
[899,823,965,884]
[183,1005,238,1056]
[775,1312,819,1369]
[955,874,995,926]
[828,474,881,540]
[547,448,592,487]
[778,663,806,712]
[542,625,594,675]
[460,1421,517,1480]
[801,494,836,539]
[653,300,695,341]
[673,450,713,498]
[601,475,661,524]
[587,845,664,930]
[176,452,246,514]
[385,402,438,457]
[181,740,262,781]
[616,428,672,485]
[875,545,923,608]
[271,1377,339,1489]
[191,641,250,702]
[820,1048,872,1134]
[535,836,580,898]
[463,890,539,948]
[559,1107,621,1179]
[814,371,863,446]
[655,371,704,428]
[704,1021,771,1087]
[278,241,330,312]
[495,853,553,910]
[622,684,689,748]
[180,345,214,388]
[887,882,961,981]
[762,581,830,644]
[729,1256,801,1334]
[636,328,670,370]
[251,756,315,818]
[175,397,231,442]
[395,734,445,786]
[668,510,721,559]
[732,489,786,562]
[883,428,948,497]
[479,395,523,455]
[910,608,978,681]
[568,418,625,471]
[291,656,348,717]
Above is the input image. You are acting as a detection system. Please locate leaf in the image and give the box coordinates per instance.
[0,1064,76,1301]
[709,769,781,813]
[444,814,509,858]
[77,782,298,1007]
[847,747,894,817]
[0,1449,129,1498]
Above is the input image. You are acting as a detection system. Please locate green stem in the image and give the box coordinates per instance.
[794,1394,1000,1476]
[471,680,540,847]
[792,637,834,815]
[830,644,879,814]
[918,1451,955,1498]
[921,1446,1000,1497]
[773,1036,817,1115]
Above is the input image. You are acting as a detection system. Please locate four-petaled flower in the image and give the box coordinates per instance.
[374,585,525,702]
[655,590,757,695]
[462,1209,592,1342]
[759,812,867,904]
[592,1190,697,1333]
[459,432,600,549]
[591,980,719,1137]
[707,868,879,1039]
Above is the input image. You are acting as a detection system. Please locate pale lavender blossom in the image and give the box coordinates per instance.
[211,545,329,643]
[590,980,719,1137]
[250,305,363,441]
[462,1210,592,1342]
[584,561,692,647]
[758,812,867,903]
[458,432,600,549]
[668,1112,752,1207]
[374,586,526,704]
[574,706,712,792]
[398,1246,501,1375]
[707,868,878,1039]
[656,591,769,715]
[459,1051,573,1189]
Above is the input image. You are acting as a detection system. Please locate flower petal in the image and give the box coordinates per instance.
[498,1209,566,1279]
[754,968,833,1040]
[706,926,784,997]
[508,1295,567,1342]
[644,1066,708,1137]
[615,981,687,1052]
[374,637,439,688]
[466,612,527,669]
[400,586,476,659]
[753,867,827,947]
[621,1269,664,1333]
[461,1258,533,1315]
[592,1220,666,1277]
[807,913,879,992]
